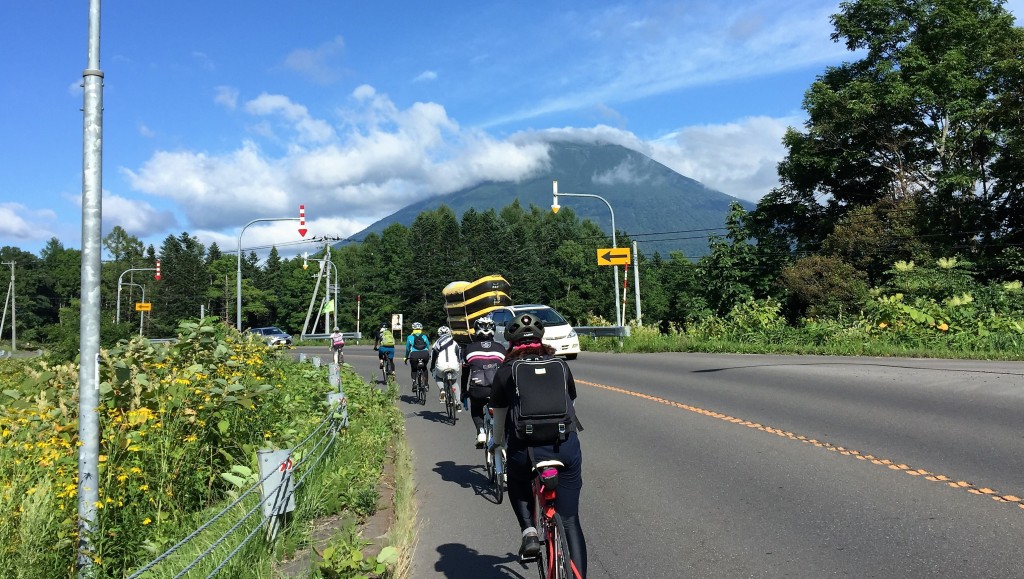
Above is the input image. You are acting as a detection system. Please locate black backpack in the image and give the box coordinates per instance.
[412,333,428,350]
[509,357,574,446]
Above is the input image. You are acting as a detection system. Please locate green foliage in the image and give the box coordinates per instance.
[317,527,398,579]
[780,254,869,318]
[0,317,402,577]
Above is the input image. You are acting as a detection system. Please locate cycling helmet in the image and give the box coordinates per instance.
[504,313,545,343]
[473,315,496,339]
[437,326,452,336]
[380,321,388,329]
[412,322,423,330]
[333,327,340,332]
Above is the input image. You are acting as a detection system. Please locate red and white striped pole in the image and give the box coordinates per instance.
[298,205,308,237]
[155,260,161,281]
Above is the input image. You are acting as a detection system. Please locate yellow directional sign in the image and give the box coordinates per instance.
[135,302,152,312]
[596,247,631,266]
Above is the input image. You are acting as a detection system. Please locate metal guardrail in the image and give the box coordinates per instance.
[574,325,630,338]
[301,332,362,340]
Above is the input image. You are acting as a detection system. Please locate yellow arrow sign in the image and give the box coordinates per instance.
[135,302,152,312]
[596,247,631,266]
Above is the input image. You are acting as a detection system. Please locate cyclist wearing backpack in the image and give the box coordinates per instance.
[374,322,396,379]
[490,313,586,576]
[404,322,431,391]
[430,326,462,406]
[461,315,506,447]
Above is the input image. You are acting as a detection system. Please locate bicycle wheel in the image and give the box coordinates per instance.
[550,514,574,579]
[417,372,427,405]
[484,423,495,484]
[494,448,505,504]
[444,378,455,422]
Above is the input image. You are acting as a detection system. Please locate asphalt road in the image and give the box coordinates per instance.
[299,345,1024,578]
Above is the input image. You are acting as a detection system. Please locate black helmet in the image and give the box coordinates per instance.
[473,315,496,339]
[504,313,544,343]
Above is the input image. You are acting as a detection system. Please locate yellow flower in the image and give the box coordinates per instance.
[93,501,103,509]
[98,455,107,462]
[138,484,149,491]
[878,322,887,329]
[142,518,152,525]
[129,467,142,474]
[937,322,949,331]
[25,487,36,496]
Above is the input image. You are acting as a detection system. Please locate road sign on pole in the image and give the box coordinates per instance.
[596,247,631,266]
[135,302,152,312]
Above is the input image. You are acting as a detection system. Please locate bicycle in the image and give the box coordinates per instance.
[527,453,580,579]
[376,349,395,385]
[483,405,505,503]
[332,346,344,366]
[413,360,427,405]
[442,369,458,424]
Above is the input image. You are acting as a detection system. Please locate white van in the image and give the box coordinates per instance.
[490,304,580,359]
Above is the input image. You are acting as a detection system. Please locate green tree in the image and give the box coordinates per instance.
[754,0,1024,264]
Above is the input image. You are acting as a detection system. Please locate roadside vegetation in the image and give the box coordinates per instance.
[0,317,402,578]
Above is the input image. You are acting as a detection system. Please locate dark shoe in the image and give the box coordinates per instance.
[519,531,541,561]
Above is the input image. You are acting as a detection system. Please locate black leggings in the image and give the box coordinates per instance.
[506,434,587,578]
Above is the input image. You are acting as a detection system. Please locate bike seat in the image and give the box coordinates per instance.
[534,459,564,471]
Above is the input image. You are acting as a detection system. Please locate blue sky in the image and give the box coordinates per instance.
[3,1,1020,258]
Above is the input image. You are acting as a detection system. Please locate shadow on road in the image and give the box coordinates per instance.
[432,460,493,496]
[434,543,531,579]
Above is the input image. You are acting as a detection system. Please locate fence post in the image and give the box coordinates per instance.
[328,363,341,388]
[257,449,296,542]
[312,356,321,368]
[298,352,307,363]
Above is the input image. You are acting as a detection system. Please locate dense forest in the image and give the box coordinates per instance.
[2,0,1023,359]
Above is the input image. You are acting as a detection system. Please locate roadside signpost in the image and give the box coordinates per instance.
[596,247,631,266]
[135,303,152,312]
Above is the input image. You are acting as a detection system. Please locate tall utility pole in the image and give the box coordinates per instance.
[1,261,14,351]
[78,0,104,574]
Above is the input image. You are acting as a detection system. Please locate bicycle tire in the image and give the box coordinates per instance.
[484,423,495,484]
[494,448,505,504]
[418,371,427,405]
[550,514,574,579]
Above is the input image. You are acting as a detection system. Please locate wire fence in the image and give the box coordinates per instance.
[126,360,348,578]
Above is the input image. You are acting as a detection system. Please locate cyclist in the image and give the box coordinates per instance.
[329,326,345,365]
[404,322,431,392]
[490,313,586,575]
[374,322,396,379]
[460,315,506,447]
[429,326,462,406]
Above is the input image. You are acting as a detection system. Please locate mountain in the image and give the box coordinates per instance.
[342,141,754,258]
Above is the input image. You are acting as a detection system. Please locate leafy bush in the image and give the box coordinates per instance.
[0,317,401,578]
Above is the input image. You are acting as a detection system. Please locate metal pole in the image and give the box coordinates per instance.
[633,240,642,326]
[551,182,621,327]
[116,268,156,324]
[78,0,103,573]
[236,217,300,330]
[122,282,146,336]
[1,262,13,351]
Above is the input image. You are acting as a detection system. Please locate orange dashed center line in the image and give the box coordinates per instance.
[578,378,1024,511]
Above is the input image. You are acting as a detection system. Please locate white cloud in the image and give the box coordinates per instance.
[648,115,798,201]
[282,36,346,84]
[0,203,56,240]
[414,70,438,82]
[125,87,795,254]
[139,123,156,138]
[592,158,648,186]
[214,85,239,110]
[482,1,844,127]
[244,93,335,143]
[101,193,179,237]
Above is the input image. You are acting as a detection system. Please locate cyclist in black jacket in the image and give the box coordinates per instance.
[491,313,586,576]
[460,315,506,447]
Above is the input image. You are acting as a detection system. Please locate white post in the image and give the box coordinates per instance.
[633,240,642,326]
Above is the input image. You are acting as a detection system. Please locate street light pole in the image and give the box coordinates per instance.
[122,282,146,335]
[2,261,14,351]
[237,217,300,331]
[116,267,156,323]
[551,180,622,327]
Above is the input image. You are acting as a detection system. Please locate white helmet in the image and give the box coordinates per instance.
[412,322,423,330]
[473,315,495,339]
[437,326,452,336]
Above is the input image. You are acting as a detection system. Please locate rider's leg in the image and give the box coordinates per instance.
[548,435,586,577]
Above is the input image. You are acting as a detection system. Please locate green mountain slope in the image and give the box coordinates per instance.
[343,141,754,257]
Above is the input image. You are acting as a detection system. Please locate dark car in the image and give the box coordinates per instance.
[247,326,293,347]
